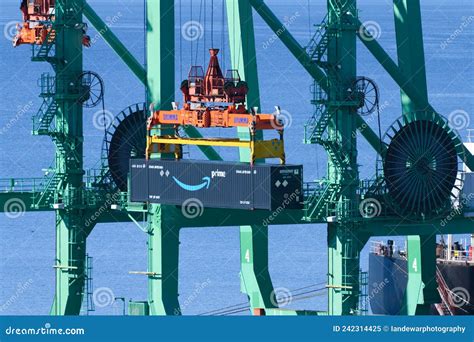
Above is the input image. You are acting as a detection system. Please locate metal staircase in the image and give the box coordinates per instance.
[306,14,329,64]
[303,104,331,144]
[320,140,349,171]
[302,11,359,222]
[32,98,57,135]
[31,28,57,64]
[32,171,63,209]
[303,182,340,221]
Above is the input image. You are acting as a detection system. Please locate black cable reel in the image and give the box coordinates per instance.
[381,111,464,220]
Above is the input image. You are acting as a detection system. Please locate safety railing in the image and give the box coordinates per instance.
[0,177,47,193]
[38,72,55,97]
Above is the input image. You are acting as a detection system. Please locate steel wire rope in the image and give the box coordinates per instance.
[197,281,328,315]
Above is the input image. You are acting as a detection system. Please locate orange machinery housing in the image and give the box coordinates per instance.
[148,48,282,131]
[14,0,55,47]
[14,0,90,47]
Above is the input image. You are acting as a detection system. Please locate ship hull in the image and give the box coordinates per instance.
[437,261,474,315]
[368,254,474,315]
[368,253,408,315]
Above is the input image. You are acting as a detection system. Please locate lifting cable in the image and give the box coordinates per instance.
[374,101,383,178]
[214,286,328,316]
[143,0,148,106]
[190,0,193,66]
[179,0,183,81]
[221,0,226,72]
[194,0,204,66]
[197,281,328,316]
[211,0,214,47]
[203,0,206,64]
[307,0,312,41]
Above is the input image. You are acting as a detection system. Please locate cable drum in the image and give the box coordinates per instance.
[382,112,464,220]
[104,103,147,191]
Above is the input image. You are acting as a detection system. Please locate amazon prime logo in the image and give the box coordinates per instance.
[173,176,211,191]
[211,170,226,178]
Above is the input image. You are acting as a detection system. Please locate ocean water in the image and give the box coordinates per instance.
[0,0,473,315]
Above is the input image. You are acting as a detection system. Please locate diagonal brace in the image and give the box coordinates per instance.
[357,18,474,169]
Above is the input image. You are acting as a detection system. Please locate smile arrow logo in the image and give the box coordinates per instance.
[172,176,211,191]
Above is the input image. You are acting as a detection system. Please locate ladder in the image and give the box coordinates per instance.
[33,172,62,209]
[306,14,329,64]
[31,28,57,64]
[81,254,95,315]
[303,182,340,221]
[32,98,57,135]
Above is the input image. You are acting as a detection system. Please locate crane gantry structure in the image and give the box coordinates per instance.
[1,0,473,316]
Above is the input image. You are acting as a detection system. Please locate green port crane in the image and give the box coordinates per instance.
[0,0,473,316]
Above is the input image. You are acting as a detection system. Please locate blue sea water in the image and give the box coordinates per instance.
[0,0,473,315]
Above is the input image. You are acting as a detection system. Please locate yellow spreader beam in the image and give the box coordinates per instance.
[146,135,285,164]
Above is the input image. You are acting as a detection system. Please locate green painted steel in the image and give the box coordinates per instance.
[325,0,361,315]
[3,0,472,318]
[393,0,428,114]
[356,18,474,169]
[145,0,181,316]
[226,0,276,313]
[147,206,181,315]
[249,0,386,157]
[393,0,436,316]
[49,0,88,315]
[83,2,146,84]
[415,235,440,314]
[402,236,424,315]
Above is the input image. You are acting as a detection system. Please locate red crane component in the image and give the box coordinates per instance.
[13,0,90,47]
[149,48,282,131]
[180,49,248,104]
[204,48,225,98]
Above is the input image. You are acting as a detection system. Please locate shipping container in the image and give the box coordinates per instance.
[129,159,303,210]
